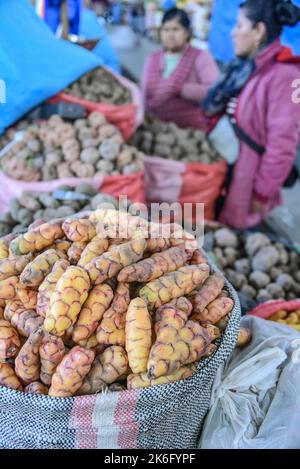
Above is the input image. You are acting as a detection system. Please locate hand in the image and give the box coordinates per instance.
[251,198,266,214]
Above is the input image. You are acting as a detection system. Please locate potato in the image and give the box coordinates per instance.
[266,283,285,299]
[269,267,284,282]
[276,274,294,291]
[214,229,239,249]
[74,119,87,130]
[245,233,270,257]
[76,183,98,197]
[0,223,11,237]
[18,209,34,227]
[81,138,99,149]
[9,199,22,222]
[256,289,272,302]
[249,271,271,289]
[122,163,140,175]
[234,258,251,276]
[99,139,120,161]
[213,247,227,269]
[38,193,60,209]
[96,160,114,174]
[223,247,239,266]
[43,166,58,180]
[252,246,280,272]
[91,194,118,210]
[274,243,289,265]
[88,111,107,128]
[225,269,247,290]
[45,151,63,166]
[240,284,257,299]
[80,148,99,165]
[117,149,133,169]
[20,193,41,212]
[287,292,297,300]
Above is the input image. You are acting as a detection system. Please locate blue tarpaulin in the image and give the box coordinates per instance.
[80,8,121,73]
[208,0,240,64]
[281,0,300,55]
[209,0,300,64]
[45,0,81,35]
[0,0,103,133]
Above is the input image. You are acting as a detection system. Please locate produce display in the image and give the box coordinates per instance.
[207,228,300,303]
[267,309,300,332]
[0,113,144,182]
[0,209,239,396]
[0,184,132,237]
[65,68,132,105]
[129,116,221,163]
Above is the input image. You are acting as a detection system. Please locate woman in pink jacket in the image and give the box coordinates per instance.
[204,0,300,229]
[141,8,219,131]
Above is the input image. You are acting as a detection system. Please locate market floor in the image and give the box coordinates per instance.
[109,26,300,246]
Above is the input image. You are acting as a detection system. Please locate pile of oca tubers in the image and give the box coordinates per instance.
[0,210,239,396]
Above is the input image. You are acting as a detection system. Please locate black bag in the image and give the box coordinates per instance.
[232,121,299,188]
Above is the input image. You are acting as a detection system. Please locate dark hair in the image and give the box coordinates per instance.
[240,0,300,42]
[161,8,191,31]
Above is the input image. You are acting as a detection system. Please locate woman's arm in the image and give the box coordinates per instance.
[253,70,300,200]
[181,50,219,103]
[141,54,182,111]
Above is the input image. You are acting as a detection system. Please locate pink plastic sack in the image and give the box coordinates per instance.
[144,156,227,221]
[247,300,300,320]
[0,170,146,214]
[50,68,144,141]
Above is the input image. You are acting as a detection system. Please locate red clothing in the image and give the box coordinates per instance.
[141,44,219,131]
[220,39,300,229]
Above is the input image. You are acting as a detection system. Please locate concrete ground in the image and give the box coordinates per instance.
[108,26,300,246]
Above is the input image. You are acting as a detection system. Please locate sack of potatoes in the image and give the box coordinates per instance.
[0,113,144,183]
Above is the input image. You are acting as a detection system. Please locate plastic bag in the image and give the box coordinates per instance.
[199,316,300,449]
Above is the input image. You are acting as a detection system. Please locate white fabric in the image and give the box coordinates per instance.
[208,115,240,164]
[199,316,300,449]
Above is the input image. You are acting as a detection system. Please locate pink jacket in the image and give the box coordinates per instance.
[141,45,219,131]
[220,39,300,229]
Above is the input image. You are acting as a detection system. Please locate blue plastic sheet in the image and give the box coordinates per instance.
[281,0,300,55]
[0,0,102,134]
[80,8,121,73]
[209,0,300,64]
[44,0,81,35]
[209,0,240,64]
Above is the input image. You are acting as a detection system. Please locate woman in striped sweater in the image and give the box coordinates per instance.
[141,8,219,132]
